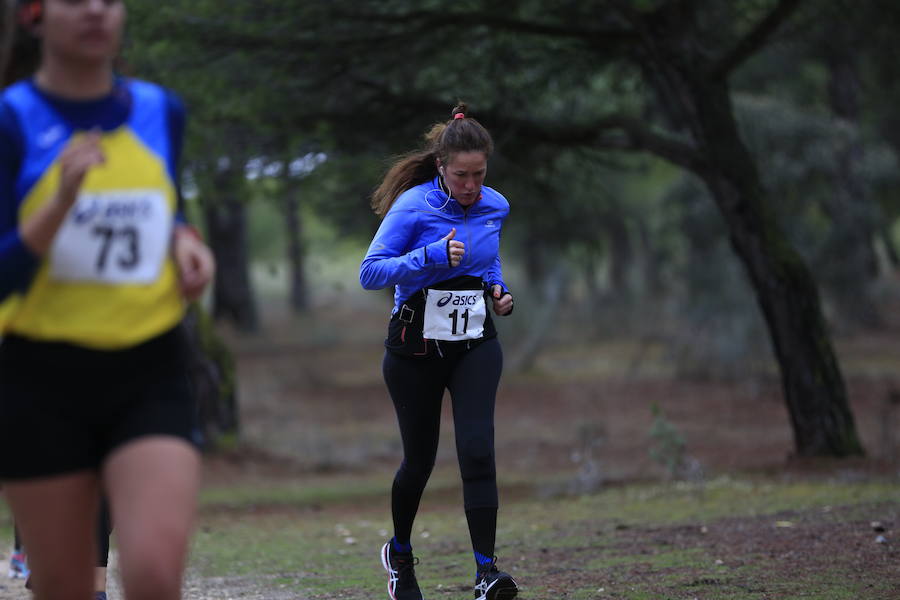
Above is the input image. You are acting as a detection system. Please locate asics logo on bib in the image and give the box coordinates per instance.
[437,292,481,308]
[73,195,155,224]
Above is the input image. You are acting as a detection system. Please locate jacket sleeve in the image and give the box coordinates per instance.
[485,252,509,295]
[484,212,509,293]
[0,102,39,302]
[359,208,451,290]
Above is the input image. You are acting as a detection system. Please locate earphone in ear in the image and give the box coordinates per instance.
[439,166,445,176]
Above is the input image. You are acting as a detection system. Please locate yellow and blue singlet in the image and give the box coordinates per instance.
[0,78,187,349]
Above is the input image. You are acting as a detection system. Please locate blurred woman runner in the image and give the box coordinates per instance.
[360,103,519,600]
[0,1,214,599]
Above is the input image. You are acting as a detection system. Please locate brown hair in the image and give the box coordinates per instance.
[2,0,41,88]
[370,102,494,218]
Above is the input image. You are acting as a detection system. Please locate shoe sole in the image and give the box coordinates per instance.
[380,543,395,600]
[381,543,425,600]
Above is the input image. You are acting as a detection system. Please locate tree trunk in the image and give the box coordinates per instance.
[204,167,259,332]
[602,211,632,295]
[637,5,863,454]
[508,260,569,372]
[283,186,308,313]
[636,221,664,296]
[689,80,863,457]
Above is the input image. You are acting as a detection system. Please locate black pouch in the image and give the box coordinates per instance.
[384,275,497,358]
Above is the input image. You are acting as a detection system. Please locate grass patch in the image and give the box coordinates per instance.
[1,471,894,598]
[185,473,899,599]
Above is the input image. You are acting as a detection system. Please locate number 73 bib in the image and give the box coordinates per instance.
[50,189,172,285]
[422,288,486,341]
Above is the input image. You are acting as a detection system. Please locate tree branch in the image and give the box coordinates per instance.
[325,75,707,173]
[507,114,706,173]
[334,8,634,44]
[710,0,805,81]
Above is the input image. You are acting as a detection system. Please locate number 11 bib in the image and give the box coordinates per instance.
[422,288,486,341]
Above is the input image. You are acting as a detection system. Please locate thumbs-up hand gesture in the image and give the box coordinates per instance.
[444,228,465,267]
[491,284,514,316]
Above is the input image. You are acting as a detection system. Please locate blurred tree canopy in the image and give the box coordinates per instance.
[119,0,900,458]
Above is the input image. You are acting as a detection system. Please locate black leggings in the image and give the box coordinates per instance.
[383,337,502,550]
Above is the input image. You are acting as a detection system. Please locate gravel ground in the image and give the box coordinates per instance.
[0,552,304,600]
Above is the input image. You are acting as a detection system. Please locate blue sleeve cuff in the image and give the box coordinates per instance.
[425,238,452,268]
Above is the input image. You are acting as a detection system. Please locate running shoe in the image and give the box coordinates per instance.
[380,541,423,600]
[473,558,518,600]
[7,551,29,579]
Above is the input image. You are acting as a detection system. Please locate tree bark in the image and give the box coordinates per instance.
[602,211,633,294]
[688,80,863,457]
[204,166,259,332]
[620,0,865,457]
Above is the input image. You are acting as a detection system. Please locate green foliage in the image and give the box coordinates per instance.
[120,0,872,294]
[121,1,900,398]
[186,303,238,446]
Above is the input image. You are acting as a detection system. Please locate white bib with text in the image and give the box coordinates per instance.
[422,288,486,341]
[50,189,171,285]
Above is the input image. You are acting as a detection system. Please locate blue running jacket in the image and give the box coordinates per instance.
[360,176,510,313]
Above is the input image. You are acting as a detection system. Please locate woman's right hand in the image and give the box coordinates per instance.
[443,228,465,267]
[55,130,106,208]
[20,131,106,255]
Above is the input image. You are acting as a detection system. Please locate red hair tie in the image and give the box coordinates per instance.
[18,0,42,27]
[453,113,465,120]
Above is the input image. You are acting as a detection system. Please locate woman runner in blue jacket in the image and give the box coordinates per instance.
[361,103,518,600]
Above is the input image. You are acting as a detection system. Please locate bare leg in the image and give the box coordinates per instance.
[94,567,106,593]
[4,471,99,600]
[104,437,200,600]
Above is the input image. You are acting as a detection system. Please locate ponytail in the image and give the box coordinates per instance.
[370,102,494,218]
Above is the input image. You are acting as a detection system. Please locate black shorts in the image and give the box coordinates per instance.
[0,326,203,480]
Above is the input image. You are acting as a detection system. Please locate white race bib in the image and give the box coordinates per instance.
[422,288,486,341]
[50,189,172,285]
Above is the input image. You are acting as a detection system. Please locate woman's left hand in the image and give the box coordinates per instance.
[491,284,513,316]
[173,225,215,302]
